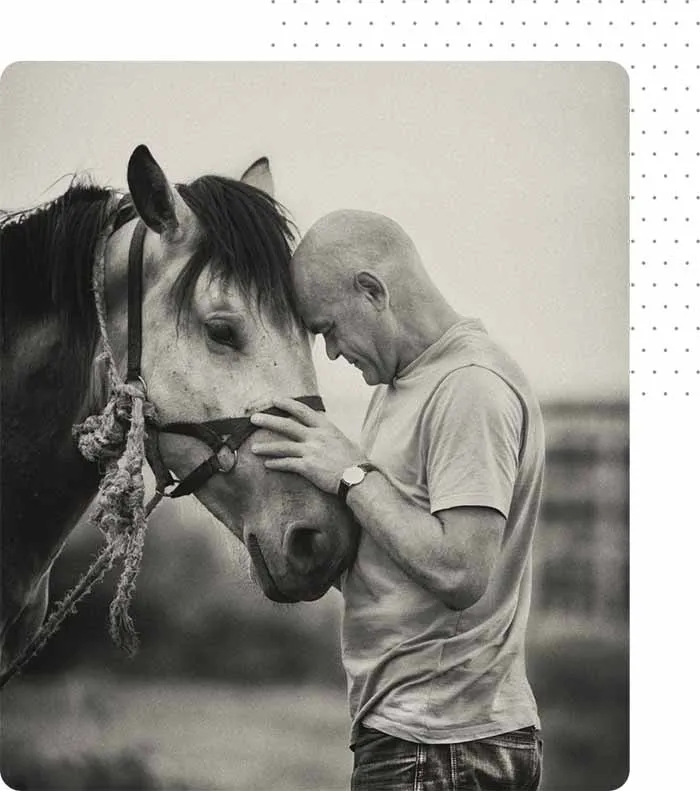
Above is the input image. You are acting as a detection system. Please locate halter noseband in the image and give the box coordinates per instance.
[125,218,324,499]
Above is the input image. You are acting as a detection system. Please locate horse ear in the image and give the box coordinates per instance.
[240,157,275,197]
[127,145,194,241]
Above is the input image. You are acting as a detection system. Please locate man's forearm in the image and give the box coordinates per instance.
[344,469,486,609]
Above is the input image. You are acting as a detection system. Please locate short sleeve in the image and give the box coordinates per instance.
[421,366,523,518]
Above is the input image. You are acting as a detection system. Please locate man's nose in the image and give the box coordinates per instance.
[325,337,340,361]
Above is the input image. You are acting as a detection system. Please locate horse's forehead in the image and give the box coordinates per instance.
[193,273,303,332]
[102,219,197,305]
[193,272,239,304]
[104,224,302,338]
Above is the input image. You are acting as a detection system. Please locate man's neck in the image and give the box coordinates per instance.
[394,303,462,375]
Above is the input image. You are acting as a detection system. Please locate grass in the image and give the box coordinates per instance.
[0,630,628,791]
[529,630,629,791]
[0,742,170,790]
[1,675,351,791]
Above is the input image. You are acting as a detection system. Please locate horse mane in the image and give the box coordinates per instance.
[1,172,301,363]
[1,179,115,350]
[173,175,300,327]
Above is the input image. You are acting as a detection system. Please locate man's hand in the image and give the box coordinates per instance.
[250,398,368,495]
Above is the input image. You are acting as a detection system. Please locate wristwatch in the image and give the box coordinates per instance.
[338,462,377,503]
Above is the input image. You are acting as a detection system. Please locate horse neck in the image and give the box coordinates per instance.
[1,315,102,600]
[1,185,116,598]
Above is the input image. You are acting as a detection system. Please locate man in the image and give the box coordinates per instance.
[250,209,545,790]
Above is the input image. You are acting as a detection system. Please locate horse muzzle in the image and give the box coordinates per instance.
[246,528,344,604]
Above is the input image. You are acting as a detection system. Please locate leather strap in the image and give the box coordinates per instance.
[126,221,148,384]
[147,395,325,498]
[159,395,324,451]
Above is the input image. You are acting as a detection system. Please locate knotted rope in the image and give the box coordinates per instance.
[0,206,162,688]
[71,203,163,655]
[72,379,157,655]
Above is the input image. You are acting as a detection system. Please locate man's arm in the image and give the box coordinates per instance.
[250,371,518,610]
[345,471,505,609]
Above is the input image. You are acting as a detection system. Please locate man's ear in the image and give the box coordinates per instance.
[355,270,389,310]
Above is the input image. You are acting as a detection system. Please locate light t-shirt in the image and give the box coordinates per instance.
[341,318,545,745]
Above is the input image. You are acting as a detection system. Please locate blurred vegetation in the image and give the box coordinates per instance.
[1,679,352,791]
[1,740,182,791]
[529,633,629,790]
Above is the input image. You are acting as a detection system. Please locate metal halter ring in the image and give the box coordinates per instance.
[135,375,148,396]
[215,446,238,474]
[125,375,148,398]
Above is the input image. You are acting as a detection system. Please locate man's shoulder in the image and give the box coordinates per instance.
[427,365,524,426]
[435,364,517,399]
[432,325,541,413]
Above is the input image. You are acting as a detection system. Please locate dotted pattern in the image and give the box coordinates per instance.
[268,0,698,399]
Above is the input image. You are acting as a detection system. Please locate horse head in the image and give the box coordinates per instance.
[98,146,359,603]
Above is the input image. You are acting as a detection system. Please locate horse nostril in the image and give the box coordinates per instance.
[284,524,332,576]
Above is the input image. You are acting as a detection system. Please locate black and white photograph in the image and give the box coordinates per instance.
[1,61,628,791]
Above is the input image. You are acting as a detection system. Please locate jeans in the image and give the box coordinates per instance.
[351,725,543,791]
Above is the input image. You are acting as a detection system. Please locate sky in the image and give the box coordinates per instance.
[0,61,628,437]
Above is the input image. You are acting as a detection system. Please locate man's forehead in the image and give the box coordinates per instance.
[291,247,348,326]
[293,258,334,299]
[297,294,331,334]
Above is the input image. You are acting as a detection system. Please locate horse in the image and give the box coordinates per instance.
[0,144,359,675]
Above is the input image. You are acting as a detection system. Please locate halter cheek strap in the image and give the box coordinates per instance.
[126,220,148,385]
[125,218,325,499]
[146,395,325,499]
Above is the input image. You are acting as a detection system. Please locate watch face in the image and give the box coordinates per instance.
[343,466,365,485]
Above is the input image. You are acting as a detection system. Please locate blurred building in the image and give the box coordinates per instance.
[531,401,629,640]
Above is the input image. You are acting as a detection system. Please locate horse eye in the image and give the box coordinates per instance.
[205,320,242,349]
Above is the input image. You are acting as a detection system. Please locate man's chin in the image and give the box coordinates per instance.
[348,359,378,385]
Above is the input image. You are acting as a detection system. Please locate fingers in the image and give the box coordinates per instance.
[250,397,326,437]
[250,440,303,458]
[259,457,305,474]
[249,412,308,440]
[268,397,323,427]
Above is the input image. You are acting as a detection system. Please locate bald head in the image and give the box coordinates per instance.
[293,210,422,287]
[290,209,460,380]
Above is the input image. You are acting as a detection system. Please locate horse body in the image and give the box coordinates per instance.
[1,146,358,673]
